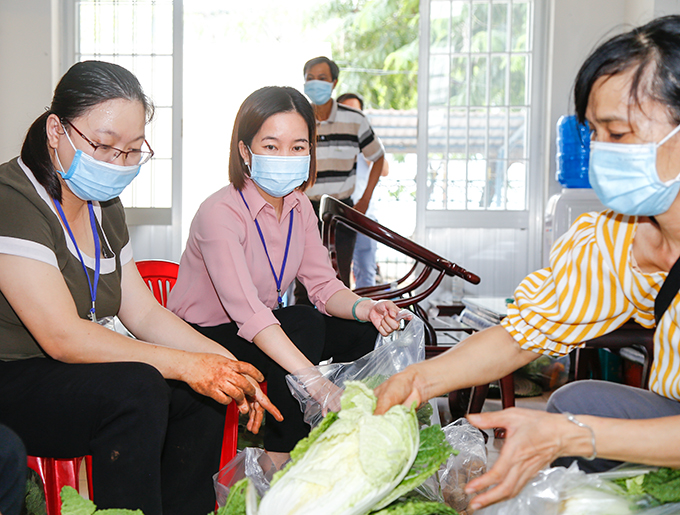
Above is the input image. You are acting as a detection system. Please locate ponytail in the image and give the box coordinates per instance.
[21,112,62,200]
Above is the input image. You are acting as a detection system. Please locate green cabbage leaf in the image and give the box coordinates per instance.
[59,486,143,515]
[372,424,455,511]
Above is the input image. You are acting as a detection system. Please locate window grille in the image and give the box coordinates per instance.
[427,0,533,211]
[74,0,174,210]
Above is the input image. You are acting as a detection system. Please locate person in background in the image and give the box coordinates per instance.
[294,57,386,304]
[376,15,680,510]
[0,425,26,515]
[337,92,390,289]
[0,61,279,515]
[167,86,402,470]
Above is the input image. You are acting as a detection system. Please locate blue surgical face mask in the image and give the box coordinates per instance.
[589,123,680,216]
[304,80,334,105]
[247,147,310,198]
[55,127,141,201]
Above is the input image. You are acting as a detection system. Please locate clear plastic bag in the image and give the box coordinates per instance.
[517,354,570,391]
[213,448,277,508]
[417,418,488,514]
[285,313,423,427]
[476,462,680,515]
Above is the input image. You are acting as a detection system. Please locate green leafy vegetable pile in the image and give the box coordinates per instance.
[219,381,457,515]
[613,468,680,504]
[59,486,143,515]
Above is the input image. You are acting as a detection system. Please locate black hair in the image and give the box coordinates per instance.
[229,86,317,191]
[303,56,340,82]
[336,92,364,110]
[574,15,680,125]
[21,60,154,201]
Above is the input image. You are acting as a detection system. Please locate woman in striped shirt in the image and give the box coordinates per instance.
[375,15,680,510]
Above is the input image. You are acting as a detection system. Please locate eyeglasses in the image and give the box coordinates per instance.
[63,120,155,166]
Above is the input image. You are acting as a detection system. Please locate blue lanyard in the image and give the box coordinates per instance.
[54,200,101,322]
[239,191,293,309]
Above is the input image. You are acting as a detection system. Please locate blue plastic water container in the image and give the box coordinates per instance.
[556,115,591,188]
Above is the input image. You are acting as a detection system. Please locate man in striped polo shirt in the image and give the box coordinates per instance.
[298,56,386,297]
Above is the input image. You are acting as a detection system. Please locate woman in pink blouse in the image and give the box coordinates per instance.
[168,86,402,467]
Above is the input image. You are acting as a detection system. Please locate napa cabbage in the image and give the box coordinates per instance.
[254,381,420,515]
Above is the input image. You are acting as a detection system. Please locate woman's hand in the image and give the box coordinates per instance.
[373,367,424,415]
[243,377,284,434]
[180,352,282,424]
[464,408,575,510]
[363,300,403,336]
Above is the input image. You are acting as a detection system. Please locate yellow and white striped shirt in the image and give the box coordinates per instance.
[502,209,680,401]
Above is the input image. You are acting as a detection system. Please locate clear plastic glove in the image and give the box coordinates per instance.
[287,316,426,428]
[293,368,344,414]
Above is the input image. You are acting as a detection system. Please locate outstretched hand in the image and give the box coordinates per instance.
[465,408,568,510]
[373,368,423,415]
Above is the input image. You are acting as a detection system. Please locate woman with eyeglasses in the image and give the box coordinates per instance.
[0,61,281,515]
[167,86,403,470]
[375,15,680,510]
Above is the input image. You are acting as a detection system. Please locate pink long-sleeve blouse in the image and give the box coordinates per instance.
[167,178,346,341]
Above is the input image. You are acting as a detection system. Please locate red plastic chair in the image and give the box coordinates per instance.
[135,260,256,473]
[26,455,93,515]
[136,259,179,307]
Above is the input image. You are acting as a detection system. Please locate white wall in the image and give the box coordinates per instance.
[0,0,58,163]
[653,0,680,17]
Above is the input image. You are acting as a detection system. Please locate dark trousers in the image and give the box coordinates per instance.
[0,359,226,515]
[0,424,26,515]
[294,198,357,305]
[191,305,377,452]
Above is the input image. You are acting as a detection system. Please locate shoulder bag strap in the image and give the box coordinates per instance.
[655,254,680,325]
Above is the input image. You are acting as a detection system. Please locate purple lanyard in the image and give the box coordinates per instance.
[54,200,101,322]
[239,191,293,309]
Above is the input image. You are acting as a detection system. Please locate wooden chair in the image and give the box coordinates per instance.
[319,195,514,425]
[320,195,480,347]
[574,321,655,388]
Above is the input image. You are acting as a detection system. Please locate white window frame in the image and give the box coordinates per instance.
[415,0,550,273]
[61,0,183,258]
